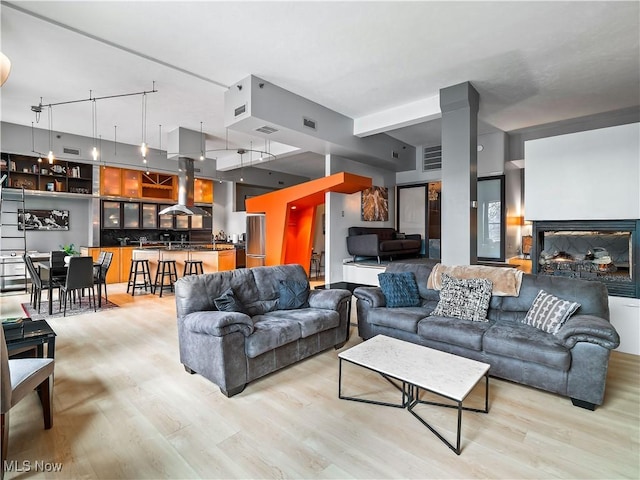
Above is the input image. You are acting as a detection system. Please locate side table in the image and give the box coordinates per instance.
[3,319,57,359]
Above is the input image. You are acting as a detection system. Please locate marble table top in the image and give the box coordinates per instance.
[339,335,490,402]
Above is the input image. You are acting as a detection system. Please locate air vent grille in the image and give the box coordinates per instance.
[255,125,278,134]
[302,117,317,130]
[423,145,442,171]
[63,147,80,156]
[234,104,247,117]
[392,151,399,159]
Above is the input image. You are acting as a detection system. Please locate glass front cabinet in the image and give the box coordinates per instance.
[142,204,157,228]
[102,201,121,229]
[123,203,140,229]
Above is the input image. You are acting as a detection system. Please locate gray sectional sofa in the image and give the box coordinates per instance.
[175,264,351,397]
[354,260,620,409]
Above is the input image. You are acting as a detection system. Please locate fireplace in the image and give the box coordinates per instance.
[532,220,640,298]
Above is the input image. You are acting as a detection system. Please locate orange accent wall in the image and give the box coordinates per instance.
[245,172,372,273]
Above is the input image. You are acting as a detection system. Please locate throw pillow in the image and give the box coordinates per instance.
[378,271,421,308]
[278,280,310,310]
[395,232,406,239]
[430,273,493,322]
[214,288,247,314]
[522,290,580,335]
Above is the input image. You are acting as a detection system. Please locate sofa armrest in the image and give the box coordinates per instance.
[353,286,386,308]
[347,234,380,256]
[556,315,620,349]
[308,289,351,310]
[182,311,254,337]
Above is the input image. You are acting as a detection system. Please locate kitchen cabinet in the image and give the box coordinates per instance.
[142,203,157,228]
[194,178,213,203]
[141,172,177,200]
[80,247,121,284]
[159,205,174,229]
[175,216,189,230]
[122,169,141,198]
[101,166,122,196]
[102,201,122,229]
[123,203,140,228]
[1,153,93,195]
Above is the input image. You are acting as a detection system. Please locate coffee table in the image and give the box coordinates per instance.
[338,335,490,455]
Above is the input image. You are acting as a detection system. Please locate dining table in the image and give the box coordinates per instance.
[36,258,102,315]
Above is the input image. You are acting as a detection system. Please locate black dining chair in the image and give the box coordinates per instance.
[23,254,61,314]
[49,250,68,283]
[60,256,96,317]
[93,251,113,303]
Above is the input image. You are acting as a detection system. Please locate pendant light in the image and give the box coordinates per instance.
[91,96,99,161]
[199,122,205,161]
[140,92,148,163]
[113,125,117,157]
[47,107,54,164]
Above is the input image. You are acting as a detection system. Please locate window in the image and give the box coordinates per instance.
[477,176,505,261]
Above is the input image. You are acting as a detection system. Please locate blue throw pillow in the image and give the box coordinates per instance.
[214,288,247,314]
[378,272,421,308]
[278,280,310,310]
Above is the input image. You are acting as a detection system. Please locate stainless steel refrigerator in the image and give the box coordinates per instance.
[246,213,266,267]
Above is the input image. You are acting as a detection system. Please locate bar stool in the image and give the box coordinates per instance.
[153,260,178,297]
[127,259,152,296]
[183,260,204,276]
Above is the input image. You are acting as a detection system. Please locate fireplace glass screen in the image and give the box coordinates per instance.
[533,220,639,298]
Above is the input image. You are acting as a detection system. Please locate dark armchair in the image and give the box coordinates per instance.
[346,227,421,263]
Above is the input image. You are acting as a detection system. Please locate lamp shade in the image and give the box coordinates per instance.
[0,52,11,86]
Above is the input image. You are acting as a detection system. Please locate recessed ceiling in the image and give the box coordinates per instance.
[1,1,638,180]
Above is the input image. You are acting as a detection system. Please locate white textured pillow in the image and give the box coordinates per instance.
[523,290,580,334]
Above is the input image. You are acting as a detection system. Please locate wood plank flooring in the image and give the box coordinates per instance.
[1,283,638,479]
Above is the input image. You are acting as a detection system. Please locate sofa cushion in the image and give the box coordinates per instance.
[245,315,302,358]
[379,239,407,252]
[368,306,433,333]
[247,265,310,315]
[378,272,421,307]
[430,274,493,322]
[523,290,580,334]
[265,308,340,338]
[483,323,571,370]
[213,288,247,314]
[417,315,492,351]
[277,280,310,310]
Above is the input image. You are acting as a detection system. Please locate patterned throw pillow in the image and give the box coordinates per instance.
[378,272,421,308]
[523,290,580,334]
[214,288,247,314]
[278,280,310,310]
[430,273,493,322]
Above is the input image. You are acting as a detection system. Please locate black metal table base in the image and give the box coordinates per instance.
[338,358,489,455]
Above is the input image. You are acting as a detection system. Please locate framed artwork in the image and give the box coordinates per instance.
[361,186,389,221]
[18,209,69,230]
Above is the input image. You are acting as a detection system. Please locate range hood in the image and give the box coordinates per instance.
[158,157,210,216]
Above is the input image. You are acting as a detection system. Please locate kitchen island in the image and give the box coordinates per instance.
[132,245,236,275]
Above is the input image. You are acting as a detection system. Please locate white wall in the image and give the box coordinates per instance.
[325,154,396,283]
[608,297,640,355]
[524,123,640,220]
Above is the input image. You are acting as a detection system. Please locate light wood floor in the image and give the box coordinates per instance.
[1,282,639,479]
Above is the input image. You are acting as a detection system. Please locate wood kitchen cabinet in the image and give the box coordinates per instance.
[80,247,121,284]
[100,166,122,196]
[194,178,213,203]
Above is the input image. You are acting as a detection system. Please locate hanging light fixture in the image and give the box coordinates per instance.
[47,106,54,164]
[140,92,148,163]
[0,51,11,87]
[91,94,99,161]
[199,122,205,161]
[239,149,245,182]
[113,125,117,157]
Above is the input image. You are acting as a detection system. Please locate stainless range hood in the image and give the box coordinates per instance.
[158,157,210,216]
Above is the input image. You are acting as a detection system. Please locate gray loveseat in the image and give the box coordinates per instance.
[175,264,351,397]
[347,227,422,262]
[354,260,620,409]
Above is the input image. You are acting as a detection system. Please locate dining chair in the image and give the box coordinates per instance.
[93,251,113,303]
[23,254,61,314]
[60,256,96,316]
[1,326,55,478]
[49,250,67,283]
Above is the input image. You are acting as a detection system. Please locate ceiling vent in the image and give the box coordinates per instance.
[392,151,399,159]
[63,147,80,156]
[255,125,278,134]
[302,117,317,130]
[234,104,247,117]
[423,145,442,171]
